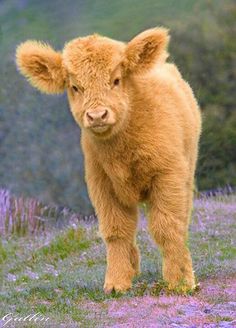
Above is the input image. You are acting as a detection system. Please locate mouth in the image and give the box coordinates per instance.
[89,124,111,134]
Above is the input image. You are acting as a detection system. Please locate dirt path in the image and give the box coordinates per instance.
[81,276,236,327]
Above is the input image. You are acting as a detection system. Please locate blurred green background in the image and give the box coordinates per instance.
[0,0,235,213]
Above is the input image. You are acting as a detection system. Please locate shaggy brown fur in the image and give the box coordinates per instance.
[16,27,201,293]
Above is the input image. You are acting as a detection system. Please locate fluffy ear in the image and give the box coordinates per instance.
[123,27,170,74]
[16,41,65,94]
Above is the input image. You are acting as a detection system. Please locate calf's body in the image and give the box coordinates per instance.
[16,28,201,293]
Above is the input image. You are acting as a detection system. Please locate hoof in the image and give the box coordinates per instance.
[167,280,197,294]
[103,281,131,294]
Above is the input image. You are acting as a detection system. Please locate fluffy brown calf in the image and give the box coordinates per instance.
[16,28,201,293]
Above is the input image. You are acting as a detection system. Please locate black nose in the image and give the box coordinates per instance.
[86,108,109,124]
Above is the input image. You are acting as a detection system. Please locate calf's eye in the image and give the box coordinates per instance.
[113,78,120,86]
[72,85,78,92]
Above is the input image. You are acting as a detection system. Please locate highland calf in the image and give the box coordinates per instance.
[16,28,201,293]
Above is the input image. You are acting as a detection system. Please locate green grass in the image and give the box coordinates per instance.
[0,239,7,264]
[0,226,119,325]
[0,228,98,326]
[33,228,91,262]
[0,196,235,326]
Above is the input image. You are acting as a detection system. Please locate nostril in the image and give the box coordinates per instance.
[86,112,94,122]
[101,110,108,120]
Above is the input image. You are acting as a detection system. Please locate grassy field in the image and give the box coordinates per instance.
[0,193,235,327]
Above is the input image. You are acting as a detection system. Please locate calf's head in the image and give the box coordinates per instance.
[16,28,169,139]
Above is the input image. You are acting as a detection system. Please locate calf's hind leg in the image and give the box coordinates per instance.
[148,173,195,291]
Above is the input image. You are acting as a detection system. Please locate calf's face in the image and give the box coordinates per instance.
[63,36,129,138]
[16,28,169,139]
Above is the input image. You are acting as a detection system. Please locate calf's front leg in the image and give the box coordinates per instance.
[148,172,195,292]
[85,159,140,293]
